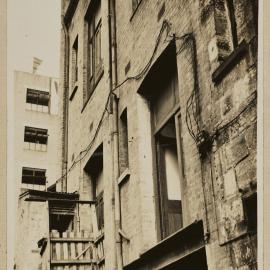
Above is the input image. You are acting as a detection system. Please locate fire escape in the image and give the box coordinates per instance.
[23,189,105,270]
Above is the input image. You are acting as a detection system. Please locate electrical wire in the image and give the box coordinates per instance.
[54,20,172,184]
[54,19,257,186]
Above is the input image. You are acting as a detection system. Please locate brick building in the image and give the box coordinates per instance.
[25,0,258,269]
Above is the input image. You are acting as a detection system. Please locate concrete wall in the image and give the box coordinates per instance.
[61,0,257,269]
[13,71,62,270]
[14,196,47,270]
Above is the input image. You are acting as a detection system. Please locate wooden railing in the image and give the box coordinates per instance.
[39,203,105,269]
[50,230,94,270]
[94,231,105,270]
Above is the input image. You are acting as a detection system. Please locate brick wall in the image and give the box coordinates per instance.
[61,0,257,269]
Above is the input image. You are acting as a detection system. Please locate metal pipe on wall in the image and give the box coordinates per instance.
[108,0,123,269]
[61,15,69,193]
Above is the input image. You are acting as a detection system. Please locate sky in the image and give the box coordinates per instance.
[7,1,61,268]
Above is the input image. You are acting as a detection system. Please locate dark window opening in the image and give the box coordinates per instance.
[243,193,257,233]
[49,201,75,235]
[22,167,46,185]
[84,144,104,230]
[72,37,78,84]
[252,0,258,36]
[24,126,48,145]
[24,127,48,144]
[96,192,104,230]
[119,109,129,174]
[26,89,50,106]
[85,0,103,102]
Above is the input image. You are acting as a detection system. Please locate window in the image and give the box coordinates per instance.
[84,144,104,231]
[72,37,78,86]
[22,167,46,185]
[26,89,50,106]
[85,0,103,102]
[154,113,183,239]
[252,0,258,36]
[119,109,129,174]
[243,193,257,233]
[140,44,184,239]
[96,192,104,230]
[24,126,48,145]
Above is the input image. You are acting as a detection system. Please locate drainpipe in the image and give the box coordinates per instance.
[108,0,123,269]
[61,15,69,193]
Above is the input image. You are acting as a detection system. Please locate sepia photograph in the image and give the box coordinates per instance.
[1,0,268,269]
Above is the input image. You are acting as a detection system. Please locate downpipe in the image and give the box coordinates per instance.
[108,0,123,269]
[61,15,69,193]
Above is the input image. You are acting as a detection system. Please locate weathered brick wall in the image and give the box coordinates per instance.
[62,0,116,267]
[115,0,257,269]
[61,0,257,269]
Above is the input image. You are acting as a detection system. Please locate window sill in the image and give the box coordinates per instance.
[81,68,104,113]
[70,84,78,101]
[212,40,248,84]
[124,220,204,269]
[130,0,143,22]
[118,168,130,186]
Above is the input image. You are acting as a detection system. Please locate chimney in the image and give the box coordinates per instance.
[32,57,42,74]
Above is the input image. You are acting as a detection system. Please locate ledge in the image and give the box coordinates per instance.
[69,84,78,101]
[51,260,94,265]
[118,168,130,186]
[50,237,93,243]
[212,40,248,84]
[124,220,205,270]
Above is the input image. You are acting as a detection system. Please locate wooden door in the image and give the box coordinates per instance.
[156,116,183,239]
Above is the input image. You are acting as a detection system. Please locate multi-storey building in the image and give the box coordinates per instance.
[18,0,258,269]
[13,70,61,193]
[14,70,62,270]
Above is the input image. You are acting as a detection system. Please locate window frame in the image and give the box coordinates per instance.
[26,88,50,107]
[119,108,129,174]
[24,126,48,145]
[71,36,79,89]
[153,109,185,240]
[96,191,104,230]
[84,1,103,105]
[22,167,46,186]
